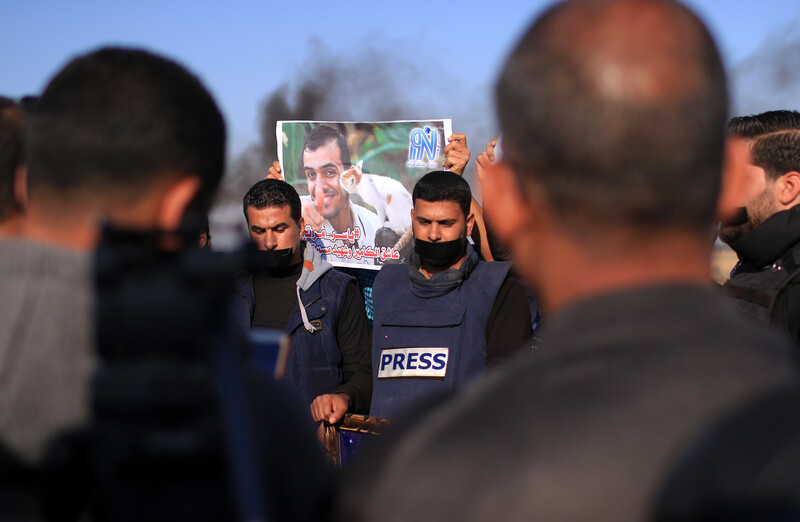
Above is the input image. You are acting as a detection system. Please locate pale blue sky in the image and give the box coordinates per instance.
[5,1,800,158]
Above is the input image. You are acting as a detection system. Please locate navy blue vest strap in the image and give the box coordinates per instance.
[284,269,354,406]
[232,272,255,333]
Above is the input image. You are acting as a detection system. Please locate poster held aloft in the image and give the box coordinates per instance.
[276,119,453,270]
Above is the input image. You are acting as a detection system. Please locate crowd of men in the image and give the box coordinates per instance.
[2,0,800,520]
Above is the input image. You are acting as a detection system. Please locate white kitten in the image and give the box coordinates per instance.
[340,161,412,236]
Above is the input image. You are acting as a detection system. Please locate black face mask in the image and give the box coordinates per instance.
[415,237,467,268]
[259,247,295,269]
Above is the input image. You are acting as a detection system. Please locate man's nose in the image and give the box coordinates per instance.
[428,224,441,242]
[264,231,277,250]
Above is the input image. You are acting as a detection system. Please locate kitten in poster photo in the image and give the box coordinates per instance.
[340,161,413,250]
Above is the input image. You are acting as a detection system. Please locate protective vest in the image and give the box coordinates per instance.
[233,242,356,407]
[284,268,353,406]
[370,256,510,419]
[721,241,800,325]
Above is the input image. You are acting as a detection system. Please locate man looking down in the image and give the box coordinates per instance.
[236,179,370,408]
[310,171,532,423]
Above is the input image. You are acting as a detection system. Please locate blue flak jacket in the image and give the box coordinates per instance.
[284,267,352,405]
[370,249,510,419]
[234,241,357,406]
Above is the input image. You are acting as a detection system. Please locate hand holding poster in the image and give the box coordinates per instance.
[276,120,453,269]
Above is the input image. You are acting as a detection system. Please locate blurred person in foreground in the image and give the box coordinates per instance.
[0,47,327,521]
[652,382,800,521]
[334,1,798,520]
[719,111,800,345]
[0,47,226,464]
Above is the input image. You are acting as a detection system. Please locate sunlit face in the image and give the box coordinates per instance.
[412,199,472,243]
[245,204,303,263]
[718,158,778,245]
[303,140,349,220]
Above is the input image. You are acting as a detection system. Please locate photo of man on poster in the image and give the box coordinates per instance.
[269,120,453,269]
[298,125,382,265]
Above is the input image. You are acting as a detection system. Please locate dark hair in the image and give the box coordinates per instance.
[750,130,800,182]
[302,125,351,169]
[0,97,26,222]
[412,171,472,217]
[727,110,800,139]
[495,0,728,236]
[243,178,302,224]
[28,47,226,211]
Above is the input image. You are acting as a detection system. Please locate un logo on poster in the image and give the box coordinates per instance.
[407,127,440,168]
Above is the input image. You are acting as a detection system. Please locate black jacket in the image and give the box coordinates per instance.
[723,206,800,345]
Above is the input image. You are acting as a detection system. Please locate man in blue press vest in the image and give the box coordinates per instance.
[235,179,370,409]
[310,171,532,422]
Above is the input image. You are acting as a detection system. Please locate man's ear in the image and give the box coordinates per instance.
[465,212,475,237]
[776,171,800,206]
[717,136,750,223]
[13,165,27,211]
[298,216,305,239]
[482,160,532,246]
[156,176,201,231]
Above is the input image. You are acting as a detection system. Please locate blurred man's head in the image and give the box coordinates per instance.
[719,130,800,245]
[483,0,734,311]
[301,125,351,221]
[495,0,727,239]
[243,178,304,267]
[0,97,29,234]
[718,111,800,245]
[26,47,226,248]
[411,171,474,271]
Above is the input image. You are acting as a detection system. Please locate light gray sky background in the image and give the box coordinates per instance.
[5,0,800,161]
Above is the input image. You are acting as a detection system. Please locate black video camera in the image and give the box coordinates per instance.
[92,223,272,521]
[44,223,330,522]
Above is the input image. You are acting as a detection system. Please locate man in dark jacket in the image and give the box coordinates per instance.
[236,178,370,408]
[310,171,532,422]
[719,111,800,344]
